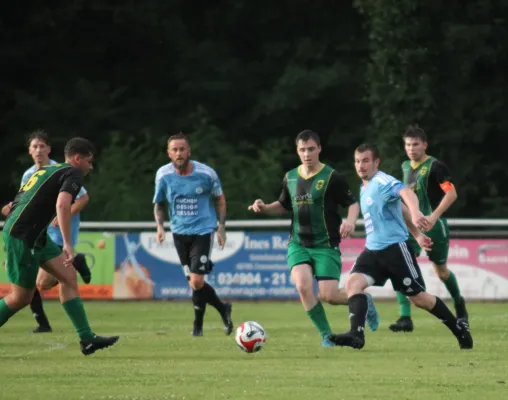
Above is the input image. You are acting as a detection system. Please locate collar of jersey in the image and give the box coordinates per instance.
[410,155,431,169]
[297,163,325,180]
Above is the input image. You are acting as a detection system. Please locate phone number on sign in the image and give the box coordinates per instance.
[216,272,292,286]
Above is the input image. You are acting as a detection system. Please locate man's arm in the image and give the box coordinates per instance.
[1,202,13,217]
[402,203,433,251]
[154,201,167,229]
[215,194,227,226]
[56,192,73,246]
[346,202,360,226]
[429,161,457,221]
[399,187,429,231]
[71,194,89,216]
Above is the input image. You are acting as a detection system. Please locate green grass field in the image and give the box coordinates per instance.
[0,301,506,400]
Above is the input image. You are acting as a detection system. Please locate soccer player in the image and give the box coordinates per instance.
[153,132,233,337]
[248,130,379,347]
[327,143,472,350]
[2,130,92,333]
[389,125,467,332]
[0,137,118,355]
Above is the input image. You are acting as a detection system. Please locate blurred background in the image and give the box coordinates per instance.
[1,0,506,221]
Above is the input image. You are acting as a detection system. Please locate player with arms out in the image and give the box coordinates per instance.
[389,125,467,333]
[248,130,379,347]
[0,137,118,355]
[153,132,233,337]
[327,144,472,350]
[2,130,92,333]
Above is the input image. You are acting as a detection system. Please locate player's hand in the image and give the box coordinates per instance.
[340,220,355,238]
[1,202,12,217]
[412,210,429,231]
[217,224,226,250]
[248,199,265,213]
[62,244,74,267]
[422,214,437,231]
[50,217,59,227]
[156,227,166,244]
[415,233,433,252]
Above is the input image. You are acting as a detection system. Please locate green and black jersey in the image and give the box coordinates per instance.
[278,164,356,248]
[402,156,453,215]
[5,163,84,247]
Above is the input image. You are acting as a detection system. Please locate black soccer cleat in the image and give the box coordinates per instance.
[73,253,92,284]
[456,319,473,350]
[327,331,365,349]
[191,328,203,337]
[80,335,119,356]
[389,316,414,333]
[221,302,233,335]
[454,297,469,323]
[32,325,52,333]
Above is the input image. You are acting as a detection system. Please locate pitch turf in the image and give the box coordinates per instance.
[0,301,506,400]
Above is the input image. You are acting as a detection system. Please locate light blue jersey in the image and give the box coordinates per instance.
[153,161,223,235]
[360,171,408,250]
[21,159,87,247]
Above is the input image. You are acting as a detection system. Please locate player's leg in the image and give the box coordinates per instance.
[389,238,419,333]
[288,243,333,346]
[189,233,232,335]
[73,253,92,284]
[28,268,57,333]
[392,241,472,349]
[327,250,383,349]
[314,248,379,332]
[430,219,468,321]
[40,239,119,355]
[173,234,207,336]
[0,234,38,327]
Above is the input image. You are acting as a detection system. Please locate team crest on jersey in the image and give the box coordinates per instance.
[366,197,373,205]
[195,187,203,194]
[419,166,428,177]
[315,180,324,190]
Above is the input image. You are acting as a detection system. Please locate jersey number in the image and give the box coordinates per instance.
[21,170,47,191]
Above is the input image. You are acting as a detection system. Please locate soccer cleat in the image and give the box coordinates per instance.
[454,297,469,323]
[32,325,52,333]
[365,293,379,331]
[221,302,233,335]
[320,337,336,348]
[327,331,365,349]
[73,253,92,284]
[456,319,473,350]
[192,321,203,337]
[80,335,119,356]
[389,316,414,332]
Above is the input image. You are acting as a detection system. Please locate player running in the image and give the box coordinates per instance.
[0,137,118,355]
[390,125,467,333]
[248,130,379,347]
[327,143,472,350]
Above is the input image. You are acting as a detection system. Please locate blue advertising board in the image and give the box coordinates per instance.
[113,231,300,299]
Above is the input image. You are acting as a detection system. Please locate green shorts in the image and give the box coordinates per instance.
[2,232,62,289]
[287,242,342,280]
[409,218,449,265]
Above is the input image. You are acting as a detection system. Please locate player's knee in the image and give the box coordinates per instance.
[433,264,450,281]
[189,274,205,290]
[294,278,313,298]
[36,275,57,291]
[408,292,433,310]
[345,273,367,295]
[7,290,33,310]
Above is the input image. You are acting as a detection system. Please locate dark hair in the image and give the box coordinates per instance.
[295,129,320,146]
[403,124,427,142]
[27,129,50,146]
[168,132,189,145]
[355,143,380,160]
[64,137,95,157]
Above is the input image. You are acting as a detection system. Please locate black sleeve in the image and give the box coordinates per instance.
[59,168,84,200]
[431,160,453,185]
[278,174,292,210]
[329,171,357,207]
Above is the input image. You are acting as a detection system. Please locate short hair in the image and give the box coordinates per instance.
[27,129,50,146]
[403,124,427,142]
[167,132,189,145]
[295,129,321,146]
[64,137,95,157]
[355,143,380,160]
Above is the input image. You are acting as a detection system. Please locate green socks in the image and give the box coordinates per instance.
[396,292,412,317]
[443,271,462,304]
[0,298,16,327]
[307,302,332,339]
[62,297,94,340]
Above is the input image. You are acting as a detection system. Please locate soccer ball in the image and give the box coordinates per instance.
[235,321,267,353]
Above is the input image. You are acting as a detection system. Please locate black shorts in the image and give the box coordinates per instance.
[173,233,214,276]
[351,241,426,296]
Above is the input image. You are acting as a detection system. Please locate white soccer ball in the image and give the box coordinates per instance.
[235,321,267,353]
